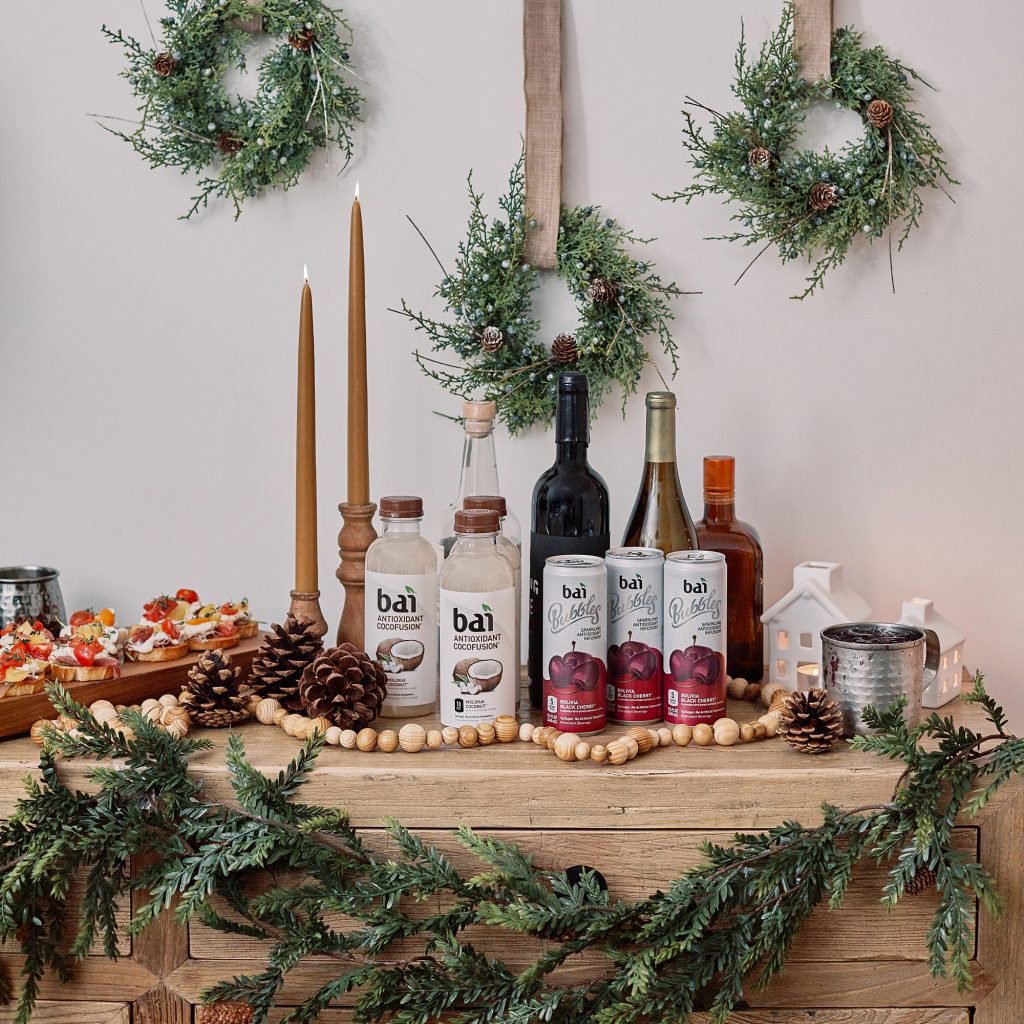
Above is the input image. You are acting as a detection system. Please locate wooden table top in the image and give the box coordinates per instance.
[0,691,989,830]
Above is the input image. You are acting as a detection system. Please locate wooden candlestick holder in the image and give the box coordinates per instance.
[288,589,328,638]
[337,501,377,647]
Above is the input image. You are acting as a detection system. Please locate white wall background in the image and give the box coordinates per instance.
[3,2,1021,724]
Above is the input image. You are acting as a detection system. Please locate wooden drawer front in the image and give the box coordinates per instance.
[0,1002,129,1023]
[188,827,978,965]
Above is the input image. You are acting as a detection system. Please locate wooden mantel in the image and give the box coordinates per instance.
[0,695,1020,1024]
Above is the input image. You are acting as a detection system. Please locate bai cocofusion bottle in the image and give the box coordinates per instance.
[365,496,438,718]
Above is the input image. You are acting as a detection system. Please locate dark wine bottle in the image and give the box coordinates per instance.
[695,455,764,682]
[528,372,610,708]
[622,391,698,554]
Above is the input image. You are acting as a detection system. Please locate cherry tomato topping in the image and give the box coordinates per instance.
[28,642,53,661]
[216,621,238,638]
[97,608,116,627]
[160,618,180,640]
[70,609,95,628]
[72,640,102,667]
[176,589,199,604]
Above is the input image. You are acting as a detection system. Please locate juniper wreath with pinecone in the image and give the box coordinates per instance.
[100,0,362,219]
[397,155,686,434]
[660,4,956,298]
[2,674,1021,1023]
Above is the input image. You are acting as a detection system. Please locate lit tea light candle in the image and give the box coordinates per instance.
[796,663,821,690]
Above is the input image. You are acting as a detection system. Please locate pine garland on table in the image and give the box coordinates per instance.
[0,674,1019,1024]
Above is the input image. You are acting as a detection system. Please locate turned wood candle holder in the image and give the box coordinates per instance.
[288,589,328,639]
[337,501,377,647]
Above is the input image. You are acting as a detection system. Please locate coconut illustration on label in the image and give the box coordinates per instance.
[377,638,426,672]
[454,657,503,693]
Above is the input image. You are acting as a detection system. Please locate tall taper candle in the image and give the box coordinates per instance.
[295,266,318,594]
[347,183,369,504]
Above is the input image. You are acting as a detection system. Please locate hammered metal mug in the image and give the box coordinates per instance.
[0,566,67,632]
[821,622,939,736]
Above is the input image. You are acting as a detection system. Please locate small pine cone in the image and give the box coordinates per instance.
[551,332,578,364]
[216,133,243,155]
[198,1003,253,1024]
[248,616,324,710]
[748,146,772,170]
[866,98,894,129]
[153,52,177,77]
[778,688,844,754]
[808,183,837,212]
[905,866,937,896]
[182,651,250,728]
[586,277,619,304]
[299,643,387,730]
[288,27,315,51]
[480,325,504,353]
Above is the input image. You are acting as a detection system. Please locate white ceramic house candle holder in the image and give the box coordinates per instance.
[898,598,966,708]
[761,562,871,689]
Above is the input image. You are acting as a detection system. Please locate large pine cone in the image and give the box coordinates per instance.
[551,332,578,364]
[248,616,324,710]
[808,183,837,212]
[198,1003,253,1024]
[586,277,619,304]
[866,98,894,128]
[299,644,387,729]
[182,651,250,728]
[778,688,844,754]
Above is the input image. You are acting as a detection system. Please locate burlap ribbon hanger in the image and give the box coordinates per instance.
[794,0,834,80]
[523,0,562,268]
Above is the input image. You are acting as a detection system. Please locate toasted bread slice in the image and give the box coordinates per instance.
[51,663,118,683]
[189,633,240,652]
[126,643,189,663]
[7,678,46,696]
[237,620,259,639]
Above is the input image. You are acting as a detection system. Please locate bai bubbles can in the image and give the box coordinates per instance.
[606,547,664,724]
[664,550,727,726]
[543,555,607,734]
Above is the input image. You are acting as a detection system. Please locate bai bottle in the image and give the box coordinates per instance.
[440,509,517,726]
[464,494,522,706]
[365,496,438,718]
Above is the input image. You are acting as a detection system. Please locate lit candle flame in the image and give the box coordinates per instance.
[303,264,309,283]
[354,181,360,201]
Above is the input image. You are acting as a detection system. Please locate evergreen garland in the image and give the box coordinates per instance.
[1,674,1020,1024]
[100,0,362,219]
[660,5,956,298]
[398,157,685,434]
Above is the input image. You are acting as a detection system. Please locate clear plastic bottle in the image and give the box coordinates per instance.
[439,509,517,727]
[436,400,522,559]
[365,496,438,718]
[464,494,522,708]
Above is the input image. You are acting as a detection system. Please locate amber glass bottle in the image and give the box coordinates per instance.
[694,456,764,682]
[622,392,698,554]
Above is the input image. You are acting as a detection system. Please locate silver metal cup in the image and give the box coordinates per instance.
[821,622,939,736]
[0,566,67,632]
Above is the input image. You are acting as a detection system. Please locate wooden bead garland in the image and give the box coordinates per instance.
[398,723,426,753]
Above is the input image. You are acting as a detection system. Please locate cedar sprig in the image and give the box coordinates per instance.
[398,154,684,434]
[1,675,1022,1024]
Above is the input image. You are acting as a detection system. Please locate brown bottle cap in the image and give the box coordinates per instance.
[464,494,507,517]
[379,495,423,519]
[454,508,499,534]
[703,455,735,496]
[463,400,496,437]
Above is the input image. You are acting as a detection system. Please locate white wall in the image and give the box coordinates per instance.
[4,2,1021,725]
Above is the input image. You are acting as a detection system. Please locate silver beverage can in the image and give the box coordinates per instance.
[542,555,607,734]
[821,622,938,736]
[663,550,727,726]
[606,547,664,724]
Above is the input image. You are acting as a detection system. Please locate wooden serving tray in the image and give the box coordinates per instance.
[0,633,264,738]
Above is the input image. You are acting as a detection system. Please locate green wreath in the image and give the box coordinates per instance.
[662,6,955,298]
[398,158,685,435]
[101,0,362,219]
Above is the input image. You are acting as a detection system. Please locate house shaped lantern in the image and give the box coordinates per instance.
[898,598,966,708]
[761,562,871,689]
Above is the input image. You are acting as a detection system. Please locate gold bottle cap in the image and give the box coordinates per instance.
[645,391,676,409]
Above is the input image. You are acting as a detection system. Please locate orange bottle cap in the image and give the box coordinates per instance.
[703,455,735,496]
